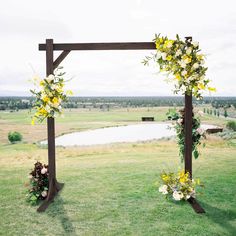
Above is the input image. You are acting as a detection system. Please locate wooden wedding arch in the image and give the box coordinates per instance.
[37,38,205,214]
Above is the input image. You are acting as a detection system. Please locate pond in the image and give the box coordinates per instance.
[41,123,218,147]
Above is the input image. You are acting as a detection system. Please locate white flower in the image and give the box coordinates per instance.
[173,191,184,201]
[156,51,162,59]
[197,128,204,135]
[161,53,167,60]
[190,189,196,198]
[186,47,192,55]
[28,175,33,179]
[185,194,191,200]
[46,74,54,83]
[51,84,57,90]
[200,59,205,65]
[181,70,187,76]
[41,167,47,175]
[41,190,47,198]
[177,118,183,125]
[193,63,199,69]
[175,49,182,57]
[192,41,199,48]
[179,60,186,68]
[159,185,168,195]
[45,105,51,112]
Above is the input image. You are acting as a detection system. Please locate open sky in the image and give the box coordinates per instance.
[1,0,236,96]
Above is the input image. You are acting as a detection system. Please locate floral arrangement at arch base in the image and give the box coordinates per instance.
[30,67,72,124]
[26,162,49,205]
[159,170,203,201]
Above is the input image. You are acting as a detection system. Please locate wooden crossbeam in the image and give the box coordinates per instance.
[39,42,156,51]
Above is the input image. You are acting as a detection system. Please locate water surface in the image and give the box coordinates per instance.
[41,123,217,147]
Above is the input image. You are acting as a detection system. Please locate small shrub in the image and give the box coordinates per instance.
[8,131,22,143]
[166,108,179,120]
[226,121,236,131]
[26,162,49,205]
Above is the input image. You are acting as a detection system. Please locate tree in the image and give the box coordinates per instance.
[224,109,228,118]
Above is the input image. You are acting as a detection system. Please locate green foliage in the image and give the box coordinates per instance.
[226,120,236,131]
[174,109,205,162]
[224,109,228,118]
[8,131,22,143]
[166,108,179,120]
[26,162,49,205]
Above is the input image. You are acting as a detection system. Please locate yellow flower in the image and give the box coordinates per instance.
[42,96,49,103]
[31,119,35,125]
[52,97,59,104]
[175,73,181,80]
[198,83,205,90]
[208,87,216,92]
[39,108,48,115]
[183,55,191,64]
[197,54,204,60]
[161,174,170,182]
[166,55,172,61]
[39,80,45,86]
[155,42,160,49]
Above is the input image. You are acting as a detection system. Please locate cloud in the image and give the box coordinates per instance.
[0,0,236,96]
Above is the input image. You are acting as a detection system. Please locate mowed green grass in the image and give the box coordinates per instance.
[0,108,236,235]
[0,140,236,236]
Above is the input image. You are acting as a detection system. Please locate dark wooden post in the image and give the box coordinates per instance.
[185,92,205,213]
[37,39,64,212]
[184,92,192,178]
[46,39,56,195]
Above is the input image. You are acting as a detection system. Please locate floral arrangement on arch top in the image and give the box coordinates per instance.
[143,34,216,99]
[30,67,72,124]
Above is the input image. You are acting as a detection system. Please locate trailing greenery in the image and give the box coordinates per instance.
[166,108,179,120]
[174,109,205,161]
[8,131,22,143]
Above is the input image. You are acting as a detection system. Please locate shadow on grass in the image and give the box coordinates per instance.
[202,202,236,235]
[46,196,77,236]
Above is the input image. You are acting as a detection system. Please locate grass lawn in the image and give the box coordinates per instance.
[0,139,236,236]
[0,108,236,235]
